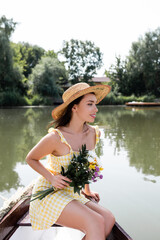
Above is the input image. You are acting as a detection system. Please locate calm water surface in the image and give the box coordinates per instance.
[0,106,160,240]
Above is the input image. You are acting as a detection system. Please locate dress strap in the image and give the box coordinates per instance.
[48,127,72,151]
[94,125,100,145]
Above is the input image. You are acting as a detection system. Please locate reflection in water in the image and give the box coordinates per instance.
[96,106,160,176]
[143,177,156,183]
[0,106,160,193]
[95,138,103,158]
[0,107,53,192]
[1,106,160,240]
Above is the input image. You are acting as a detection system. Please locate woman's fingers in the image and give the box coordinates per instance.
[56,183,67,189]
[81,190,100,203]
[53,174,72,189]
[61,175,72,182]
[94,193,100,202]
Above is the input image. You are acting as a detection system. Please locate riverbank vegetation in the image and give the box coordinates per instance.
[99,93,155,105]
[106,28,160,98]
[0,15,160,106]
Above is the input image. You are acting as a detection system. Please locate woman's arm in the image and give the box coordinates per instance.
[84,184,91,195]
[26,132,71,189]
[82,127,102,202]
[83,184,100,202]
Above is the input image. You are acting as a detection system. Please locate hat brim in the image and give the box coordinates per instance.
[52,84,111,120]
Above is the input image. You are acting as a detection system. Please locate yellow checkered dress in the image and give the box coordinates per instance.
[29,126,100,230]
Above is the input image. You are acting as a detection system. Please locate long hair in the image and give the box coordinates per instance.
[48,92,96,129]
[49,95,84,128]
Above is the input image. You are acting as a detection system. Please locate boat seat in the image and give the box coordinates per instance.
[17,210,62,227]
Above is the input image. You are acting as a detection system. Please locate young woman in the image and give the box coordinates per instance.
[26,82,115,240]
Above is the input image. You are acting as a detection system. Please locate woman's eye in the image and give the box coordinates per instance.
[88,104,92,106]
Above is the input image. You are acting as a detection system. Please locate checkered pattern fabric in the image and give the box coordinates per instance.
[29,126,100,230]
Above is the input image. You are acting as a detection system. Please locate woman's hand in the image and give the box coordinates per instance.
[82,190,100,203]
[50,174,72,190]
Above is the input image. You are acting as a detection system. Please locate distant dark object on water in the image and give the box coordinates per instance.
[126,102,160,107]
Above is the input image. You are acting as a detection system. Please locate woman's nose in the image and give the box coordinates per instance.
[95,105,98,112]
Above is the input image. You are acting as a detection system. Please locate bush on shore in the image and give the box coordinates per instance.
[0,91,156,107]
[0,91,29,106]
[30,95,54,106]
[0,92,57,107]
[99,92,156,105]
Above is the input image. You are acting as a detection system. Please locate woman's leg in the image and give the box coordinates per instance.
[85,201,115,238]
[56,200,106,240]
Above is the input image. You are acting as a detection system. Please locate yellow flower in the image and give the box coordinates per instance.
[94,158,97,163]
[89,164,96,170]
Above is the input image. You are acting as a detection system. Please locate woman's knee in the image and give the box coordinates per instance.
[85,201,115,235]
[108,211,115,227]
[84,212,105,233]
[95,213,105,228]
[104,211,115,236]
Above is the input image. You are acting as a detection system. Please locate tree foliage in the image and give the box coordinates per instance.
[11,42,45,78]
[29,57,68,99]
[107,28,160,96]
[0,15,26,95]
[61,39,103,84]
[0,15,16,38]
[44,50,58,59]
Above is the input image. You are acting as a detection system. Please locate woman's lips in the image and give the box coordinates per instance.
[90,114,96,118]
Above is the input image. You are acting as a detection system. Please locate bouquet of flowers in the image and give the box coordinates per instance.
[29,144,103,202]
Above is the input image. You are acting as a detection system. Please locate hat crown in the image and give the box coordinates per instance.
[62,82,90,102]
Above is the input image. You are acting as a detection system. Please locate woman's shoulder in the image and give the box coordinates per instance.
[87,124,95,132]
[47,128,61,142]
[87,124,101,137]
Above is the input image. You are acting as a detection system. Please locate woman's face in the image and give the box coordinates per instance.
[72,93,98,123]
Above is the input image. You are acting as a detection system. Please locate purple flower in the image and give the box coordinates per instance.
[95,166,100,172]
[94,172,99,177]
[99,174,103,179]
[93,179,97,182]
[92,176,95,180]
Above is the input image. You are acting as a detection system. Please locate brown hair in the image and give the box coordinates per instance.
[48,92,95,129]
[48,95,84,128]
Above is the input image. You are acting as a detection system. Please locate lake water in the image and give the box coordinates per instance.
[0,106,160,240]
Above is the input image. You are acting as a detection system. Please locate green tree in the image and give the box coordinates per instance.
[29,57,68,100]
[44,49,58,59]
[0,15,16,37]
[0,16,26,95]
[126,28,160,96]
[61,39,103,84]
[11,42,45,78]
[105,57,129,96]
[107,28,160,96]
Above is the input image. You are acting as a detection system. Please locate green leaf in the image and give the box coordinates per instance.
[61,166,65,176]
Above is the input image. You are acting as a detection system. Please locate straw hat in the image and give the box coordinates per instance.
[52,82,111,120]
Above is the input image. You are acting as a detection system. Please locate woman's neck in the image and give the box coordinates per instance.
[63,121,87,134]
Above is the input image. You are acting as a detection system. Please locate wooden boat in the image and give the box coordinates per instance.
[0,186,133,240]
[125,101,160,107]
